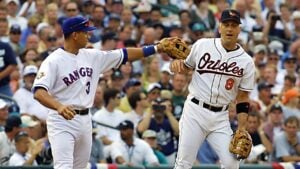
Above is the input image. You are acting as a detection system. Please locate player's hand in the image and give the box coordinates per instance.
[57,105,76,120]
[170,60,190,74]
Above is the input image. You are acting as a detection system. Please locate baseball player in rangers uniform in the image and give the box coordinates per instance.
[170,9,255,169]
[32,16,165,169]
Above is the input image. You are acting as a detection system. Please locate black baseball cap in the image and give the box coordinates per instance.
[270,104,282,112]
[118,120,134,130]
[220,9,241,24]
[5,115,26,129]
[257,82,274,91]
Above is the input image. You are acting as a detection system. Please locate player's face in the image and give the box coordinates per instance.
[73,31,89,48]
[218,21,241,45]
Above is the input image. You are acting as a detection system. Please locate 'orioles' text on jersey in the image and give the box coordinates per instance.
[33,48,126,109]
[184,38,255,106]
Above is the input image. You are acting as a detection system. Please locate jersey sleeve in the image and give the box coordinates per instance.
[184,39,204,69]
[88,49,126,72]
[238,58,255,92]
[32,59,56,92]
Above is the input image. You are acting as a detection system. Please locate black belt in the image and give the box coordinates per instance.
[74,109,89,115]
[191,97,228,112]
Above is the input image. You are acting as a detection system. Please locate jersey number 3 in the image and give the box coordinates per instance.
[225,78,234,90]
[86,81,90,94]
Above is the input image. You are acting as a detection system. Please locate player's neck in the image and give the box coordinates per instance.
[64,43,80,55]
[221,41,238,51]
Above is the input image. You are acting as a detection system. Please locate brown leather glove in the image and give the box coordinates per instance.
[229,129,252,159]
[157,37,190,60]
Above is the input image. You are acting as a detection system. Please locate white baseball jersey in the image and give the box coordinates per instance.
[184,38,255,106]
[33,48,126,108]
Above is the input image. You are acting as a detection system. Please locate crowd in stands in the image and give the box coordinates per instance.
[0,0,300,167]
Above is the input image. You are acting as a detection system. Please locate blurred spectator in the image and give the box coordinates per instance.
[89,4,105,43]
[0,99,9,131]
[119,62,133,83]
[274,116,300,162]
[253,82,274,118]
[90,122,106,164]
[81,0,94,19]
[0,115,25,165]
[190,0,216,32]
[92,88,126,158]
[137,98,179,164]
[260,104,284,156]
[25,34,39,51]
[172,73,188,120]
[43,3,59,28]
[126,90,149,129]
[261,64,282,97]
[111,120,159,166]
[142,56,161,89]
[6,0,28,31]
[108,69,124,91]
[146,83,162,102]
[291,10,300,41]
[20,49,40,66]
[117,25,134,49]
[152,0,179,26]
[159,64,173,91]
[8,24,23,56]
[118,78,142,113]
[190,22,209,43]
[142,129,168,164]
[100,32,118,50]
[0,41,17,97]
[281,88,300,119]
[20,16,41,47]
[8,131,43,166]
[107,14,121,33]
[277,56,298,86]
[64,1,80,18]
[13,65,48,121]
[0,11,9,42]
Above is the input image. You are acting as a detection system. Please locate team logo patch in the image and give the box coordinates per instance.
[36,72,45,79]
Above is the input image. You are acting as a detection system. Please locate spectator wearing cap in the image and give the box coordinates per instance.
[190,22,208,42]
[0,41,18,97]
[0,99,9,132]
[171,73,188,120]
[81,0,94,18]
[146,83,162,103]
[6,0,28,31]
[107,13,121,33]
[100,32,118,50]
[13,65,48,121]
[253,82,274,118]
[267,48,281,72]
[277,56,298,86]
[108,69,124,92]
[8,131,43,166]
[118,78,142,113]
[19,16,41,47]
[92,88,126,156]
[20,115,41,140]
[168,24,184,38]
[133,1,152,26]
[253,44,267,67]
[281,88,300,119]
[111,120,159,166]
[137,98,179,164]
[273,116,300,162]
[125,90,149,130]
[0,115,25,165]
[159,64,173,91]
[8,24,23,55]
[260,103,284,155]
[142,129,168,164]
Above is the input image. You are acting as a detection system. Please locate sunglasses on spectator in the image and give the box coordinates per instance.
[268,57,278,61]
[67,8,77,12]
[10,31,21,35]
[47,36,57,42]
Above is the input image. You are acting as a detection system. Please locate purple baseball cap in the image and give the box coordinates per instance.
[62,16,96,35]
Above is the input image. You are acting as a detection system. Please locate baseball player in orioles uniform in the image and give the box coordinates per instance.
[32,16,162,169]
[170,10,255,169]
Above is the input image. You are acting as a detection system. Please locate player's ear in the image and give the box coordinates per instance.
[218,24,221,34]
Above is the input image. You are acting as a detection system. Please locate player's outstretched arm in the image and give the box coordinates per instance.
[34,88,76,120]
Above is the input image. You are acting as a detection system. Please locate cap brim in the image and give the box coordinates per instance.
[82,26,97,32]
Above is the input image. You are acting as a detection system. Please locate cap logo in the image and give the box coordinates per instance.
[229,11,236,17]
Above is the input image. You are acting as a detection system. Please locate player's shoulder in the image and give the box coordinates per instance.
[193,38,215,47]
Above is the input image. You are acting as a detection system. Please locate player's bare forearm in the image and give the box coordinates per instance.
[34,88,76,120]
[236,90,250,130]
[126,48,145,61]
[170,60,191,74]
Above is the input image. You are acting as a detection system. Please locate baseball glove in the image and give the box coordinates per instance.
[229,129,252,160]
[157,37,190,60]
